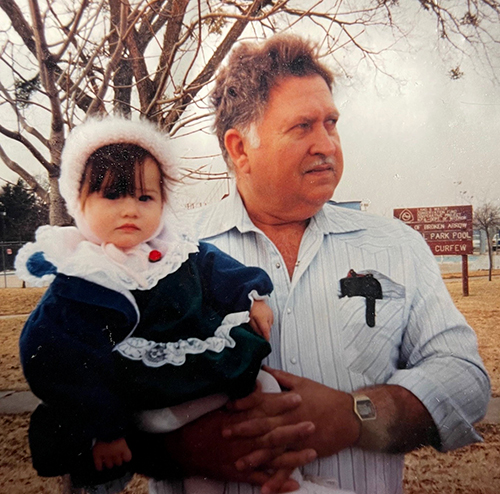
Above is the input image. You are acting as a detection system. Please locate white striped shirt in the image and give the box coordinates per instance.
[151,190,489,494]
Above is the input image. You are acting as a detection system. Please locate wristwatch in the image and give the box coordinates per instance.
[352,394,377,421]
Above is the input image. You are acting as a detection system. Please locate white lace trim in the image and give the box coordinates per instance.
[14,225,84,287]
[248,289,269,308]
[114,311,250,368]
[15,212,199,292]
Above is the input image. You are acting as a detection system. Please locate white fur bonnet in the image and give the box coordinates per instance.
[59,116,176,219]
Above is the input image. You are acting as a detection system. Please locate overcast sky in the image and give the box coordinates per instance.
[333,45,500,216]
[1,3,499,219]
[173,7,500,218]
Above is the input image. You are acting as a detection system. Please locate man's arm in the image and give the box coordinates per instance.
[227,367,439,469]
[353,383,439,453]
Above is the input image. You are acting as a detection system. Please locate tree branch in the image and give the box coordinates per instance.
[0,0,37,56]
[0,124,53,172]
[111,0,156,114]
[53,0,91,63]
[86,0,127,115]
[137,0,173,51]
[0,79,50,149]
[161,0,274,131]
[0,143,49,202]
[28,0,65,169]
[146,0,190,118]
[0,0,94,113]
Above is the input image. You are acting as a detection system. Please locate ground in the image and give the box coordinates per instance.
[1,273,499,493]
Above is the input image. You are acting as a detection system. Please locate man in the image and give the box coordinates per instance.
[151,34,490,494]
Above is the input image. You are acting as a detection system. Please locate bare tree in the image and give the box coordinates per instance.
[0,0,499,224]
[474,202,500,281]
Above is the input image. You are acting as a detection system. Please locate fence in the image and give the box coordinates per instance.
[0,241,26,288]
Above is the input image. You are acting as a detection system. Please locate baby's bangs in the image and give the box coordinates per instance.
[81,144,151,199]
[99,162,137,198]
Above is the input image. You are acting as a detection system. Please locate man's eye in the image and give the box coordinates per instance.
[297,122,310,129]
[138,195,152,202]
[326,118,338,129]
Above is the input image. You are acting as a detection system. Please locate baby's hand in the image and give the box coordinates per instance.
[92,438,132,471]
[249,300,273,341]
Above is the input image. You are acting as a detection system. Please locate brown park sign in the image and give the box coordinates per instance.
[393,205,473,256]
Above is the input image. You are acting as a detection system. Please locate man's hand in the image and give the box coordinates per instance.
[249,300,274,341]
[92,437,132,471]
[163,387,317,491]
[228,368,439,463]
[226,367,361,466]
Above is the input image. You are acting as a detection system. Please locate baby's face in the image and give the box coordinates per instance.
[82,156,163,249]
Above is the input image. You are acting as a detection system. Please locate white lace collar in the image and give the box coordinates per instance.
[15,212,199,292]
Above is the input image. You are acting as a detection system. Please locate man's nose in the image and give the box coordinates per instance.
[310,125,338,156]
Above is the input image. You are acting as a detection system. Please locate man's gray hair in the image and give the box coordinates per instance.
[210,34,335,167]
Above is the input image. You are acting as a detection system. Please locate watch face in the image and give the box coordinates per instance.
[358,400,375,417]
[355,396,376,420]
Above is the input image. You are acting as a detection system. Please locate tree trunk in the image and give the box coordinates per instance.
[488,247,493,281]
[48,175,71,226]
[486,232,493,281]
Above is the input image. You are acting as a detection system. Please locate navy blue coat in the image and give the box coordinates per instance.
[19,242,272,485]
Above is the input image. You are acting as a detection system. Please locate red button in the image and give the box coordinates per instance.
[149,250,162,263]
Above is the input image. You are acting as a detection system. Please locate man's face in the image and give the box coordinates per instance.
[82,157,163,249]
[240,75,344,222]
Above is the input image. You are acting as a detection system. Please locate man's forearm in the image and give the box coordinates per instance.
[354,384,439,454]
[225,371,440,464]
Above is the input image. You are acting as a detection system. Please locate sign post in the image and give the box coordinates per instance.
[394,205,473,296]
[462,255,469,297]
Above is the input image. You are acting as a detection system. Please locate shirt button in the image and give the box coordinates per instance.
[290,357,297,364]
[276,262,281,269]
[286,308,292,314]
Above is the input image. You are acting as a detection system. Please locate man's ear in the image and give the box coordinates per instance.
[224,129,250,174]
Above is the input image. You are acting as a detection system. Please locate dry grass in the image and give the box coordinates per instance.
[0,287,46,316]
[405,274,500,493]
[0,317,30,390]
[1,276,499,494]
[404,423,500,494]
[0,288,45,390]
[0,413,148,494]
[0,414,61,494]
[445,276,500,397]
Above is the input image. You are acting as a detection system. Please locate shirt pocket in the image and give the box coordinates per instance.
[337,270,406,384]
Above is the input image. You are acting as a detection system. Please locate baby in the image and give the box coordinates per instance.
[17,116,273,492]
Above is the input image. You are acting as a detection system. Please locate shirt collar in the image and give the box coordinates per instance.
[194,182,259,239]
[311,201,368,235]
[194,184,367,239]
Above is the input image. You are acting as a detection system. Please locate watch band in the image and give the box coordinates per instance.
[353,394,377,421]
